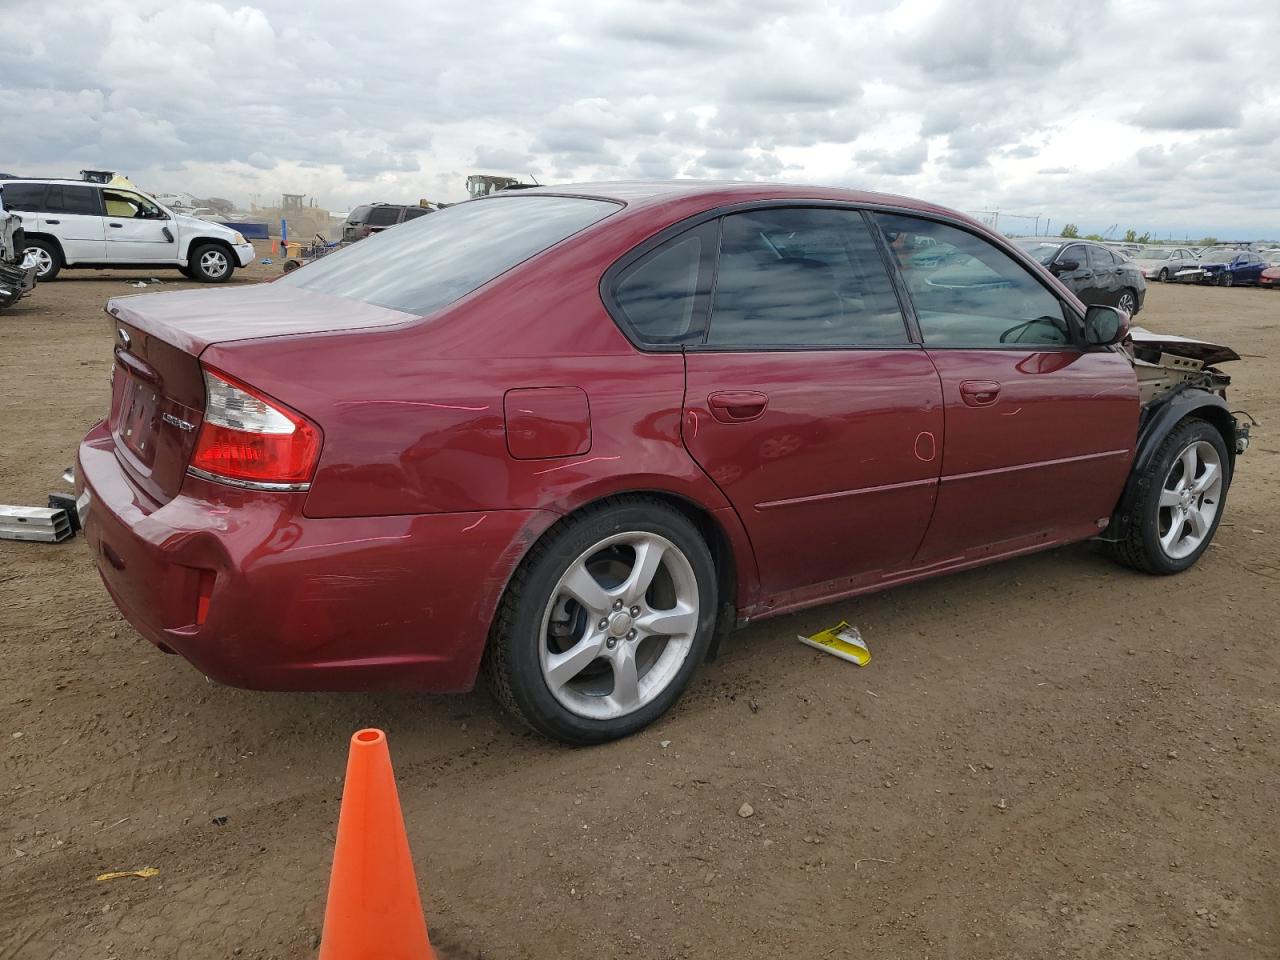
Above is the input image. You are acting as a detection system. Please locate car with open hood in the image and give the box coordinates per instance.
[76,181,1249,744]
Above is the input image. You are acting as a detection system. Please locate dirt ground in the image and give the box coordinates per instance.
[2,252,1278,960]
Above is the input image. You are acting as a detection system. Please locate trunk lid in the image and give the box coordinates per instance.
[104,285,417,503]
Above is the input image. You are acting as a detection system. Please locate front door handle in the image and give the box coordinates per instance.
[109,222,123,229]
[708,391,768,423]
[44,219,61,225]
[959,380,1000,406]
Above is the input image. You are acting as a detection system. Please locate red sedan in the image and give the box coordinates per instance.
[77,182,1248,743]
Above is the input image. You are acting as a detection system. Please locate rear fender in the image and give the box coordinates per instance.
[1102,386,1239,540]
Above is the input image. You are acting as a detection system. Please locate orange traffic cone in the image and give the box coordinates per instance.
[270,238,278,255]
[319,729,436,960]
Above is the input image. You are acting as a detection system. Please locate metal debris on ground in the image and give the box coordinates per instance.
[798,621,871,666]
[95,866,160,882]
[0,505,74,542]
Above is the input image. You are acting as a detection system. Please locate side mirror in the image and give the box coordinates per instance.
[1053,258,1080,273]
[1084,304,1130,346]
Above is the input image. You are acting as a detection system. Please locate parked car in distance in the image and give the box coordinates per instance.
[1131,246,1199,282]
[342,202,433,242]
[0,178,255,282]
[1259,264,1280,289]
[79,182,1248,744]
[1013,237,1146,314]
[1195,246,1268,286]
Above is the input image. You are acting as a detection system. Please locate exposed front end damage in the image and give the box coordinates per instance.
[1127,326,1252,454]
[0,208,38,310]
[1101,326,1253,544]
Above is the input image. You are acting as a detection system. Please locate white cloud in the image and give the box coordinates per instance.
[1,0,1278,237]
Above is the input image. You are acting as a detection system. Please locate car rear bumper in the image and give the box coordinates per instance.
[77,420,553,693]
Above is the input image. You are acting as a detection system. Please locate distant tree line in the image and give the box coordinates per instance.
[1058,223,1217,245]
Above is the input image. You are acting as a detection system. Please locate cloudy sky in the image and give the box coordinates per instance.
[4,0,1279,238]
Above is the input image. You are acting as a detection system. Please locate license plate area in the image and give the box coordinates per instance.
[117,373,163,467]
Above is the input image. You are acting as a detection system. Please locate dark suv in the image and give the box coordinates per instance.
[342,203,433,242]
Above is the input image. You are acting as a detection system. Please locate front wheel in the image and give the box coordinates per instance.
[1158,268,1170,282]
[189,243,235,283]
[24,239,61,281]
[1110,419,1231,575]
[1218,271,1233,287]
[486,498,718,744]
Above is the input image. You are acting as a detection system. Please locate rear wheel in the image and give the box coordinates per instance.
[189,243,235,283]
[1117,288,1139,314]
[487,498,717,744]
[24,239,61,281]
[1110,419,1230,575]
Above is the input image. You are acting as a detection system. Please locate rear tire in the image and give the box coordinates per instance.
[486,497,718,745]
[1109,418,1231,575]
[189,243,235,283]
[1117,288,1139,315]
[25,239,61,281]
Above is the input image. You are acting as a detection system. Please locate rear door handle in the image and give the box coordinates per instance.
[959,380,1000,406]
[708,391,768,423]
[44,219,61,225]
[109,222,123,229]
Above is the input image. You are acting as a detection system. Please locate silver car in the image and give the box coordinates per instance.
[1130,246,1198,283]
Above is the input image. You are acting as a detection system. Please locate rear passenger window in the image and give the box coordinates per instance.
[0,182,46,211]
[706,208,907,347]
[1088,246,1116,267]
[44,185,101,216]
[402,207,431,220]
[366,206,400,226]
[875,213,1070,348]
[611,222,715,345]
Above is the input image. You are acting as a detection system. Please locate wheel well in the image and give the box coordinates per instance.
[188,237,235,265]
[503,490,739,658]
[23,232,63,256]
[1183,407,1237,473]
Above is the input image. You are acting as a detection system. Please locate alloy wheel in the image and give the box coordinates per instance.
[1118,291,1136,313]
[25,245,53,278]
[538,531,699,721]
[1157,440,1223,560]
[200,249,229,278]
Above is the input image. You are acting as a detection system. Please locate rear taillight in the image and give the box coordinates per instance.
[188,368,320,489]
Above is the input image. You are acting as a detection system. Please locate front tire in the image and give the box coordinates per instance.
[25,239,61,281]
[1158,268,1170,282]
[1110,418,1230,575]
[487,497,718,745]
[189,243,235,283]
[1218,271,1232,287]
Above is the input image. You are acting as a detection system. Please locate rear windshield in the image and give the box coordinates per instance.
[282,195,618,315]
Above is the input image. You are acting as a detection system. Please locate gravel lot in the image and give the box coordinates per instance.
[2,254,1277,959]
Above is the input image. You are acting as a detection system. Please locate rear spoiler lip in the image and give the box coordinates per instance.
[104,286,420,356]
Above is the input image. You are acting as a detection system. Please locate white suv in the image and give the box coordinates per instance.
[0,179,257,283]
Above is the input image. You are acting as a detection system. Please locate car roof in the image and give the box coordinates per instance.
[514,179,978,223]
[0,177,108,187]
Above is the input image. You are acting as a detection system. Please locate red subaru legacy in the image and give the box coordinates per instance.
[78,181,1248,744]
